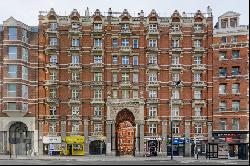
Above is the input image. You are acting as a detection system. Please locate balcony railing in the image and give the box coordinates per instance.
[192,99,206,106]
[45,45,58,54]
[120,46,131,52]
[91,81,104,86]
[45,115,60,120]
[147,47,159,52]
[169,47,183,53]
[170,64,184,70]
[68,46,81,52]
[68,28,82,35]
[68,80,82,86]
[147,63,160,70]
[45,28,59,35]
[90,63,104,68]
[120,81,131,87]
[192,64,206,71]
[45,97,59,104]
[67,115,82,121]
[92,115,103,121]
[68,63,82,70]
[146,116,160,121]
[69,98,81,104]
[90,98,105,104]
[169,29,183,35]
[148,29,160,35]
[44,80,58,86]
[92,46,103,52]
[192,81,207,87]
[171,99,183,105]
[192,116,207,121]
[45,64,59,69]
[147,98,159,103]
[147,81,160,87]
[192,47,205,52]
[171,116,182,121]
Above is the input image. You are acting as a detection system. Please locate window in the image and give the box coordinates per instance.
[122,73,129,82]
[172,89,179,99]
[149,124,157,134]
[133,73,138,82]
[221,19,228,28]
[72,72,79,80]
[172,73,180,82]
[231,36,237,43]
[94,56,102,63]
[94,124,102,133]
[194,90,201,99]
[133,90,138,98]
[50,106,57,116]
[22,85,28,99]
[49,123,56,134]
[7,103,16,110]
[232,119,239,130]
[220,120,227,130]
[149,56,157,64]
[113,55,118,64]
[133,55,138,65]
[172,24,179,31]
[50,89,57,98]
[219,68,227,77]
[149,73,157,82]
[94,24,102,30]
[94,73,102,81]
[121,24,129,31]
[8,84,16,97]
[50,38,57,46]
[232,67,240,75]
[72,124,79,133]
[71,23,80,29]
[172,56,179,64]
[112,38,118,48]
[8,46,17,59]
[172,39,179,47]
[194,56,202,64]
[113,73,118,82]
[219,84,227,94]
[94,38,102,47]
[149,107,157,117]
[232,83,240,94]
[194,73,201,81]
[22,103,28,112]
[172,107,179,116]
[94,107,101,116]
[219,101,227,111]
[149,39,157,47]
[232,50,240,59]
[149,90,157,98]
[195,107,201,116]
[72,38,80,47]
[194,24,202,31]
[121,38,129,47]
[221,36,227,44]
[8,27,17,40]
[22,66,28,80]
[122,55,129,65]
[49,55,57,64]
[232,101,240,111]
[122,90,129,99]
[50,71,57,80]
[22,48,29,62]
[72,55,80,64]
[194,40,201,48]
[133,39,139,48]
[50,23,58,30]
[8,65,17,78]
[173,124,179,134]
[72,89,79,99]
[149,24,157,30]
[94,89,102,98]
[230,18,237,27]
[113,90,118,98]
[72,106,80,115]
[195,124,202,134]
[219,51,227,60]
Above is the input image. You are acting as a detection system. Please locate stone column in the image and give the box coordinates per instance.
[184,121,191,157]
[33,130,38,155]
[83,118,89,155]
[135,123,139,156]
[207,122,212,143]
[38,122,43,155]
[139,123,144,156]
[161,120,167,155]
[111,122,116,156]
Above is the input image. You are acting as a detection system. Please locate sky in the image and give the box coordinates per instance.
[0,0,249,26]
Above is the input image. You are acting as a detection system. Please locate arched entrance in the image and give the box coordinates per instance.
[115,109,136,156]
[9,122,31,155]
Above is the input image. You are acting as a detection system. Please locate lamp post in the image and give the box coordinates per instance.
[170,80,181,160]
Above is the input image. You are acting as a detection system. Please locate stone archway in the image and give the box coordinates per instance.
[115,109,136,156]
[9,122,31,155]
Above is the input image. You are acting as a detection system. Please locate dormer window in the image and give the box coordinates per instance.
[94,24,102,30]
[149,24,157,30]
[194,24,202,31]
[50,23,58,30]
[71,23,80,29]
[121,24,129,31]
[172,24,179,31]
[230,18,237,27]
[221,19,228,28]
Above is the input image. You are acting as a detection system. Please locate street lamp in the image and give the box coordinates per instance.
[170,80,181,160]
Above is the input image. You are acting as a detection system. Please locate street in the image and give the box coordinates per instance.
[0,156,249,165]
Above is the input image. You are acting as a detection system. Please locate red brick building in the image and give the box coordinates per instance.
[0,17,39,155]
[37,7,213,156]
[212,11,249,157]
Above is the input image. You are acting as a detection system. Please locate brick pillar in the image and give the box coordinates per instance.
[184,121,191,157]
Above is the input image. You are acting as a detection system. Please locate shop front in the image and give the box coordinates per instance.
[64,136,84,156]
[144,137,162,156]
[89,136,106,155]
[43,136,61,155]
[167,137,185,156]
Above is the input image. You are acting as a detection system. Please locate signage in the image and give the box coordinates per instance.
[43,136,61,144]
[226,137,233,143]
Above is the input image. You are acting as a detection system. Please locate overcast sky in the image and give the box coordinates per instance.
[0,0,249,26]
